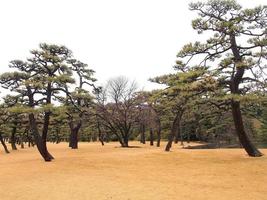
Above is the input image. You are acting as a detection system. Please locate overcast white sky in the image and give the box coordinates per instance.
[0,0,266,90]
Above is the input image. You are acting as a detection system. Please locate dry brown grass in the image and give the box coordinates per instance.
[0,141,266,200]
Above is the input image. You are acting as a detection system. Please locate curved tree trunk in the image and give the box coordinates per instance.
[231,100,262,157]
[0,133,9,153]
[27,88,53,161]
[29,113,53,161]
[229,33,263,157]
[42,112,54,160]
[165,114,180,151]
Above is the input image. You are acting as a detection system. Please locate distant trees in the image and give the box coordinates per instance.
[151,67,216,151]
[135,91,162,146]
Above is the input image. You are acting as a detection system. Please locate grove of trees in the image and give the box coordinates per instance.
[0,0,266,161]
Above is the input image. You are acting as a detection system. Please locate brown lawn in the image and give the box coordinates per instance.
[0,142,266,200]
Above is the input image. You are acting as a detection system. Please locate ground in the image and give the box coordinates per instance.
[0,142,266,200]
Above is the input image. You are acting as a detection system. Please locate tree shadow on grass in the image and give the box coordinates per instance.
[114,146,142,148]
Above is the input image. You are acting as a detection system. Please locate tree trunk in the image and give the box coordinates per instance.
[0,133,9,153]
[149,128,154,146]
[69,122,82,149]
[140,124,146,144]
[20,139,24,149]
[71,128,79,149]
[165,114,180,151]
[97,121,104,146]
[156,118,161,147]
[174,127,179,144]
[231,100,262,157]
[180,132,184,146]
[229,33,262,157]
[42,111,54,160]
[29,113,53,161]
[69,130,73,147]
[187,132,190,143]
[156,129,161,147]
[121,135,129,147]
[10,122,17,150]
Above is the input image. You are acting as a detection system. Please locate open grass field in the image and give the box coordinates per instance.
[0,142,266,200]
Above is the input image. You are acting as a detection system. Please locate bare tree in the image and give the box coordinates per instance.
[96,76,139,147]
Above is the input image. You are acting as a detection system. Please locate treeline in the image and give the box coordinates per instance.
[0,0,266,161]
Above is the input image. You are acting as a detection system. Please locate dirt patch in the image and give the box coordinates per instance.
[0,142,266,200]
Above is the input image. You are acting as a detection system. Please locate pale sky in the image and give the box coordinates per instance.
[0,0,266,90]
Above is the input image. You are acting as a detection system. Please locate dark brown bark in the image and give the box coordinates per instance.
[20,140,24,149]
[156,117,161,147]
[229,32,263,157]
[149,128,154,146]
[121,133,129,147]
[165,114,180,151]
[187,132,190,143]
[140,124,146,144]
[174,127,180,144]
[27,85,54,161]
[29,113,53,161]
[231,100,262,156]
[68,108,83,149]
[97,120,104,146]
[0,133,9,153]
[40,82,54,160]
[69,122,81,149]
[10,121,17,150]
[156,129,161,147]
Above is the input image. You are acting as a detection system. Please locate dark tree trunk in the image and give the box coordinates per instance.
[231,100,262,157]
[229,33,263,157]
[20,139,24,149]
[165,114,180,151]
[97,120,104,146]
[140,124,146,144]
[149,128,154,146]
[29,113,53,161]
[69,131,73,147]
[180,132,184,146]
[10,121,17,150]
[69,122,82,149]
[156,129,161,147]
[121,134,129,147]
[187,132,190,143]
[25,129,34,147]
[0,133,9,153]
[99,136,105,146]
[55,129,60,144]
[42,111,54,160]
[156,118,161,147]
[71,128,79,149]
[174,126,179,144]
